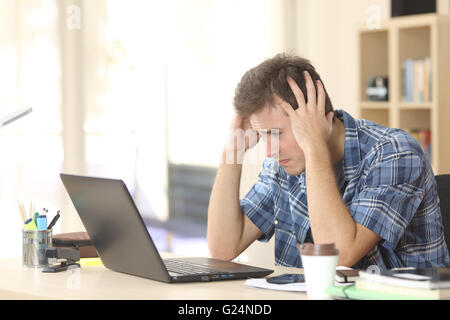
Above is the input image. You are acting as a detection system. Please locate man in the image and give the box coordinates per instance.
[207,53,449,270]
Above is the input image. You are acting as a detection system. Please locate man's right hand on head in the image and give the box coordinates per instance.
[224,114,260,164]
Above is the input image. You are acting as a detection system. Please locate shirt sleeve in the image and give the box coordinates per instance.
[240,159,276,242]
[348,150,426,250]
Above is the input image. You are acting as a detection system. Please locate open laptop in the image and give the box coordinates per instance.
[60,173,273,283]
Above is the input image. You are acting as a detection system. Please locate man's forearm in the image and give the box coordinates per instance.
[304,143,357,264]
[207,149,245,260]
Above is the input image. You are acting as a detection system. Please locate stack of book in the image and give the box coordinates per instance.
[326,267,450,300]
[406,129,432,163]
[402,57,432,103]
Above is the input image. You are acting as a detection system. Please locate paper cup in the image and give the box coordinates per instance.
[298,243,339,299]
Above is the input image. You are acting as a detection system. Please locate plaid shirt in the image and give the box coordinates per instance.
[240,109,449,270]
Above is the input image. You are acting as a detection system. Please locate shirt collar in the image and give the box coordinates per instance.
[335,109,362,182]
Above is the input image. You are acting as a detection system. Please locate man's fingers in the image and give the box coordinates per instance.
[278,95,297,118]
[303,70,316,109]
[230,113,245,131]
[286,76,306,112]
[317,80,325,114]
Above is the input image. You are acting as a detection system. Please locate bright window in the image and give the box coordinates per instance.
[0,0,62,258]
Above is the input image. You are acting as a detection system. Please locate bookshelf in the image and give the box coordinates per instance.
[358,14,450,174]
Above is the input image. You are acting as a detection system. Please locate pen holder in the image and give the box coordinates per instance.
[22,229,52,268]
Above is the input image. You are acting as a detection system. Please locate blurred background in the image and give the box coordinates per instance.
[1,0,449,263]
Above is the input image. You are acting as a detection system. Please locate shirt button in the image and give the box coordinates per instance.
[274,220,278,225]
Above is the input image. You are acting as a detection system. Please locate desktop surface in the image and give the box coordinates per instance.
[0,253,307,300]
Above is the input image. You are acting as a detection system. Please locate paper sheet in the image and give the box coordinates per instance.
[245,278,308,292]
[245,266,353,292]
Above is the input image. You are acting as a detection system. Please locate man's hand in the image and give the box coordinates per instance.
[279,71,334,155]
[223,113,260,164]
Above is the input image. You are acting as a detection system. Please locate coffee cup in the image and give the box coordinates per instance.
[298,242,339,299]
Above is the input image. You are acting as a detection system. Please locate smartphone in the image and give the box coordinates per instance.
[266,273,305,284]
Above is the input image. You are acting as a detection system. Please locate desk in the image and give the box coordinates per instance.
[0,254,308,300]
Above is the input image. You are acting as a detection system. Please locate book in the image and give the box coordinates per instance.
[359,267,450,290]
[335,269,360,283]
[355,279,450,299]
[403,59,413,102]
[423,57,430,102]
[402,57,432,103]
[414,59,421,102]
[405,129,432,163]
[325,284,427,300]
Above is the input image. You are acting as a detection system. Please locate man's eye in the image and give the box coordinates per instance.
[268,131,280,137]
[258,131,281,139]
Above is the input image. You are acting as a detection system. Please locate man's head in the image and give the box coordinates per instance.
[233,53,335,175]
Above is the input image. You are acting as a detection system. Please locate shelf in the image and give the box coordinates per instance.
[399,109,430,131]
[358,14,450,174]
[360,108,389,128]
[360,101,390,109]
[359,30,388,102]
[399,102,433,110]
[399,26,431,60]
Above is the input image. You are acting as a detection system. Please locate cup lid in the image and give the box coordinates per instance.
[298,242,339,256]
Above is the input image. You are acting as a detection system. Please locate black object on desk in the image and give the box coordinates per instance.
[266,273,305,284]
[42,247,80,273]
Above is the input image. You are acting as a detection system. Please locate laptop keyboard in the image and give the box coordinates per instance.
[163,259,229,275]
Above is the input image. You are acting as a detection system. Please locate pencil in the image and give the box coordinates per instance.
[17,201,27,223]
[29,200,33,220]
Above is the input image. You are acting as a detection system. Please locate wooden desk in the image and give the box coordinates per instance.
[0,254,308,300]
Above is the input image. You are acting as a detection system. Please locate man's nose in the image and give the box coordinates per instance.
[265,137,279,158]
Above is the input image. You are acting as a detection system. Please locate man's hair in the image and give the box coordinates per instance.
[233,53,334,118]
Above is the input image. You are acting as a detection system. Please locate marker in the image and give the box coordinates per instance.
[33,211,39,226]
[47,210,60,230]
[36,215,47,231]
[24,218,37,231]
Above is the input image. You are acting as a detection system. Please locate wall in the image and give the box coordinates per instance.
[296,0,390,117]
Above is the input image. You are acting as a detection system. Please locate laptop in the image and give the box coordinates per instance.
[60,173,273,283]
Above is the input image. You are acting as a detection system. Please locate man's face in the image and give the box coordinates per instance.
[249,96,305,175]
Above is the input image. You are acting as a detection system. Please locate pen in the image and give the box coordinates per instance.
[47,210,60,230]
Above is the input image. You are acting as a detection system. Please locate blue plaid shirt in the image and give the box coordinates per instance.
[240,109,449,270]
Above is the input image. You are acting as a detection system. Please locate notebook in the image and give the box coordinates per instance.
[359,267,450,290]
[60,173,274,283]
[325,284,427,300]
[355,279,450,299]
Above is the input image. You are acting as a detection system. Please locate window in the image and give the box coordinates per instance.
[1,0,286,258]
[0,0,61,258]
